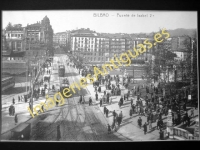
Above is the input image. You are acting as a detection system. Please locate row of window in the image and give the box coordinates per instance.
[7,34,23,37]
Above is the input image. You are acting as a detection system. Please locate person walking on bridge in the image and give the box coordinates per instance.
[14,114,18,125]
[13,97,15,104]
[89,97,92,106]
[143,122,147,134]
[95,92,98,101]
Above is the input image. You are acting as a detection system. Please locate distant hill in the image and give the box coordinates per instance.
[146,28,197,37]
[167,28,197,37]
[100,28,197,38]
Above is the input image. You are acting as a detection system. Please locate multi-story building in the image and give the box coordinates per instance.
[2,16,53,76]
[70,29,156,65]
[71,28,100,63]
[53,32,67,46]
[171,36,190,61]
[4,24,26,52]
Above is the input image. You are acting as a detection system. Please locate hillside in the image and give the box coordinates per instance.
[167,28,197,37]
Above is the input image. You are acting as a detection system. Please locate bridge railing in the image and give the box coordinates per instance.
[173,127,194,140]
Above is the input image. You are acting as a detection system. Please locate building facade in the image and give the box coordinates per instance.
[53,32,67,46]
[2,16,54,75]
[70,29,156,64]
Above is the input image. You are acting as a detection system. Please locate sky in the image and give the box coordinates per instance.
[2,10,197,34]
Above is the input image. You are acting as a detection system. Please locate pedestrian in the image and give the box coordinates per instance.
[159,129,164,140]
[89,97,92,106]
[9,105,11,116]
[143,122,147,134]
[13,105,15,116]
[14,114,18,125]
[57,125,61,141]
[106,108,109,118]
[157,119,161,130]
[111,117,117,132]
[79,95,82,104]
[107,124,111,134]
[94,86,97,92]
[129,107,133,118]
[118,111,123,126]
[98,86,101,93]
[138,117,142,129]
[104,90,106,96]
[131,98,133,106]
[13,97,15,104]
[113,110,116,118]
[104,106,107,114]
[95,92,98,101]
[120,96,123,105]
[100,99,102,107]
[107,93,110,104]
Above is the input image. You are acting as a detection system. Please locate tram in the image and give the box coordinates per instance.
[58,65,65,77]
[2,76,15,92]
[60,77,69,97]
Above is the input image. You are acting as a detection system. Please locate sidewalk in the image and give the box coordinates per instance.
[83,76,162,140]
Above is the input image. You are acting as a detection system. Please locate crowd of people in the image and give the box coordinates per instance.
[75,61,197,137]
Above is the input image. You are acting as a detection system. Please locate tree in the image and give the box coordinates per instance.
[6,22,12,30]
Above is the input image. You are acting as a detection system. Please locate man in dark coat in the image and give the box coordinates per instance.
[14,114,18,124]
[100,99,102,107]
[13,98,15,104]
[104,90,106,96]
[107,124,111,134]
[9,106,11,116]
[12,105,15,116]
[107,93,109,104]
[95,92,98,101]
[131,98,133,106]
[106,108,109,118]
[98,86,101,93]
[113,110,116,118]
[120,96,123,105]
[143,122,147,134]
[89,97,92,106]
[104,106,107,114]
[138,117,142,128]
[18,96,20,102]
[79,95,82,103]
